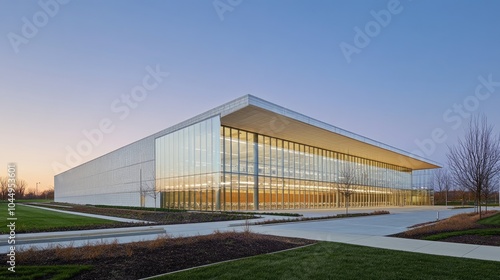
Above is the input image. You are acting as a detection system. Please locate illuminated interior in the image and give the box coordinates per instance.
[55,95,437,209]
[155,116,434,211]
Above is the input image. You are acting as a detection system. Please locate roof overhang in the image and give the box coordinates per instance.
[221,103,440,170]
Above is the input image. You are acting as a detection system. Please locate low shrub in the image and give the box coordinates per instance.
[254,210,390,225]
[403,211,498,237]
[93,205,187,212]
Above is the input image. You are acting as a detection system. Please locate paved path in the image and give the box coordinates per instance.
[2,205,499,262]
[251,206,500,261]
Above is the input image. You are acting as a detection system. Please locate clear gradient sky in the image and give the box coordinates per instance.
[1,0,500,192]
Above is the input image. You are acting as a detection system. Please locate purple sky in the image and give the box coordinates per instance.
[1,0,499,192]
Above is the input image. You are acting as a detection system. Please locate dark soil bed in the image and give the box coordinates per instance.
[31,203,255,223]
[18,232,315,279]
[438,235,500,246]
[388,224,500,245]
[23,203,255,233]
[389,211,500,247]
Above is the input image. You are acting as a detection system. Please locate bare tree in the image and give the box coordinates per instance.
[455,183,468,206]
[433,168,452,206]
[483,175,499,212]
[25,188,36,199]
[0,177,28,199]
[0,177,8,200]
[496,177,500,206]
[338,163,358,215]
[15,179,27,199]
[140,171,159,211]
[447,116,500,218]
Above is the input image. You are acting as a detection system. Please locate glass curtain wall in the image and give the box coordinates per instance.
[412,169,434,205]
[220,126,425,211]
[155,116,221,210]
[156,120,432,211]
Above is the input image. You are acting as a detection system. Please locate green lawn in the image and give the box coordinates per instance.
[16,199,54,203]
[0,203,119,233]
[0,265,91,280]
[479,212,500,226]
[424,228,500,241]
[425,212,500,241]
[156,242,500,280]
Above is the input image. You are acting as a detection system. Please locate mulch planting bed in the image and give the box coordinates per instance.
[18,232,315,279]
[22,203,255,233]
[33,203,256,223]
[389,211,500,247]
[439,235,500,246]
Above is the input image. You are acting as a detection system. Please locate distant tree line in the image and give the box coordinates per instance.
[0,177,54,200]
[23,187,54,200]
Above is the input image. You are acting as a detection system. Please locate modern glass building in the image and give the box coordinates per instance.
[55,95,439,210]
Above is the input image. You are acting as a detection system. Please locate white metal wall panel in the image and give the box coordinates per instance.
[55,135,156,207]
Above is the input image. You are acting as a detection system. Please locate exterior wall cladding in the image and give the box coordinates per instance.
[55,136,156,207]
[55,96,248,207]
[55,95,439,209]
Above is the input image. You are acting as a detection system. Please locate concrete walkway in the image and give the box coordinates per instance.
[2,205,499,262]
[250,207,500,261]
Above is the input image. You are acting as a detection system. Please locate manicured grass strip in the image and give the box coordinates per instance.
[155,242,500,280]
[223,211,302,217]
[94,205,295,217]
[478,212,500,226]
[93,204,187,212]
[254,211,390,225]
[0,265,91,280]
[424,228,500,241]
[16,199,54,203]
[0,204,119,234]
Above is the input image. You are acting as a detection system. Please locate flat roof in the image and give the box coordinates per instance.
[60,94,440,175]
[215,95,440,170]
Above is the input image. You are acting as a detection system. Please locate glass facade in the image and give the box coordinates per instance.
[412,169,434,205]
[155,116,221,210]
[155,118,432,211]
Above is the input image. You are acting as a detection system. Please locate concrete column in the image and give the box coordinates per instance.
[253,133,259,210]
[215,186,221,210]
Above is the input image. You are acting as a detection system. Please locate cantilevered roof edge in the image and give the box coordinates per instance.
[150,94,250,138]
[54,95,251,176]
[245,95,441,168]
[55,94,440,177]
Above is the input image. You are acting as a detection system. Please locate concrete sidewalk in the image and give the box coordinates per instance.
[251,224,500,262]
[2,206,499,262]
[250,206,500,261]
